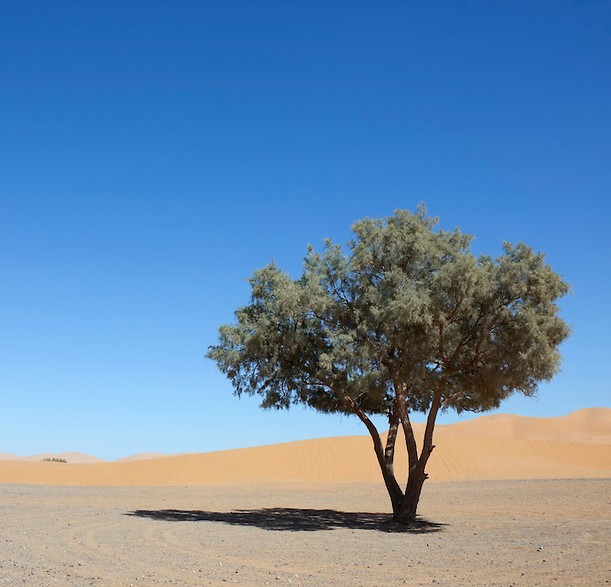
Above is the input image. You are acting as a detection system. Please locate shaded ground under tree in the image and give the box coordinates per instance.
[127,507,445,533]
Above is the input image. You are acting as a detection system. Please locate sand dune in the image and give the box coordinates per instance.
[439,407,611,444]
[115,452,169,462]
[0,408,608,487]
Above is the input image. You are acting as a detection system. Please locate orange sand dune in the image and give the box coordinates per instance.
[438,407,611,444]
[0,408,609,486]
[115,452,169,462]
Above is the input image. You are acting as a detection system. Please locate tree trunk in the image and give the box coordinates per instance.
[394,390,442,524]
[344,396,404,518]
[346,391,442,525]
[396,465,427,523]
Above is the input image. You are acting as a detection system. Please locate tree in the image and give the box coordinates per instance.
[207,207,570,524]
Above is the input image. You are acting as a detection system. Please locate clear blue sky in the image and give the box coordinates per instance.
[1,1,609,460]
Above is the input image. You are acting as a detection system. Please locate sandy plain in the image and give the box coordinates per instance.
[0,480,609,586]
[0,409,609,586]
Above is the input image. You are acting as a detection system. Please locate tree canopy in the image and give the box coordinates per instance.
[207,207,570,523]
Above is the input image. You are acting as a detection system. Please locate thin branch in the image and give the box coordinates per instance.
[419,388,443,469]
[390,377,419,484]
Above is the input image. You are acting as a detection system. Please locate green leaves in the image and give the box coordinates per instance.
[207,207,570,418]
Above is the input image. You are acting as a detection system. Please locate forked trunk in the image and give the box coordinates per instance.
[395,465,427,523]
[391,390,441,524]
[348,390,441,525]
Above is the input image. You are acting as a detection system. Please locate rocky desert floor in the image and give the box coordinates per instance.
[0,478,608,586]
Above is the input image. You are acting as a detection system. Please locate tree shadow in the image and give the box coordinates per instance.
[126,507,446,533]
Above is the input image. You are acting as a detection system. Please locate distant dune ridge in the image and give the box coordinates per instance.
[0,452,105,464]
[0,408,609,486]
[115,452,169,462]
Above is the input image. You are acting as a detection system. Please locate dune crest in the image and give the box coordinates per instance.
[0,408,609,486]
[435,407,611,444]
[115,452,169,462]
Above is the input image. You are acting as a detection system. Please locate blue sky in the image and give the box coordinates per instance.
[1,1,609,460]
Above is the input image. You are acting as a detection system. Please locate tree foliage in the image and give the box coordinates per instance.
[208,207,570,523]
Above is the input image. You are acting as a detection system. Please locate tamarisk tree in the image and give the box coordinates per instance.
[207,207,570,524]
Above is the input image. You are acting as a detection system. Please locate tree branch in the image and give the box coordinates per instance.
[419,388,442,470]
[342,394,403,506]
[398,400,419,476]
[384,407,400,467]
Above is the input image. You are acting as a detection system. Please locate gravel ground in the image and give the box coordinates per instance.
[0,479,609,586]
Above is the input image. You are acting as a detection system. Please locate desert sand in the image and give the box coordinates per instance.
[0,480,608,586]
[0,408,609,585]
[0,408,609,486]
